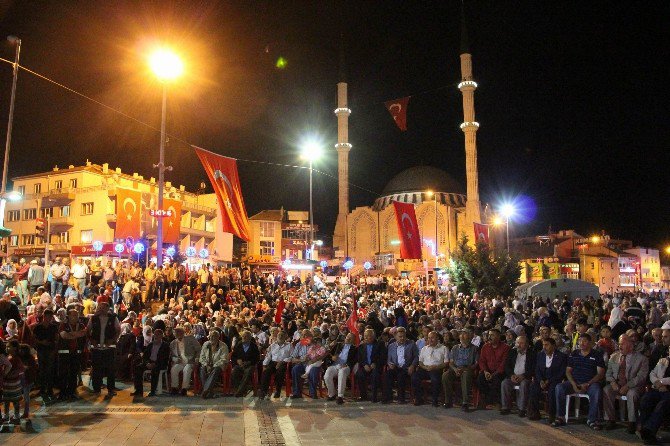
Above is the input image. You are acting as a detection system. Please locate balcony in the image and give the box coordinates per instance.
[47,242,69,252]
[49,216,74,228]
[181,226,214,238]
[182,200,216,215]
[46,188,76,202]
[106,214,117,223]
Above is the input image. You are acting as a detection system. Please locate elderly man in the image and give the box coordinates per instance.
[87,301,121,397]
[443,328,478,411]
[199,329,229,399]
[132,328,170,397]
[528,338,567,422]
[476,328,510,409]
[231,330,260,397]
[356,328,385,402]
[289,329,311,399]
[383,326,418,404]
[500,335,535,416]
[553,333,605,429]
[50,257,67,298]
[71,257,89,295]
[638,328,670,444]
[324,332,357,404]
[603,334,649,433]
[412,331,449,407]
[260,331,292,399]
[169,326,202,396]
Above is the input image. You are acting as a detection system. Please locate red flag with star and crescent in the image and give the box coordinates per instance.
[115,188,141,239]
[384,96,410,131]
[161,198,182,244]
[393,201,422,259]
[474,222,490,245]
[193,146,251,241]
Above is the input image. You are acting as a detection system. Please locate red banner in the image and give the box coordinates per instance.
[393,201,422,259]
[474,222,490,245]
[193,146,251,241]
[384,96,410,131]
[161,198,182,244]
[275,297,285,324]
[115,188,142,240]
[346,298,360,346]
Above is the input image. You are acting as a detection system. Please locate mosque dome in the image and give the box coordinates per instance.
[372,165,467,211]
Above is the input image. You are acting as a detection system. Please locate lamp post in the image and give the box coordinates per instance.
[500,203,515,254]
[300,140,322,260]
[149,48,183,268]
[426,190,439,291]
[0,36,21,230]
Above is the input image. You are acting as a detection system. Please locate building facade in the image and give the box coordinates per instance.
[3,161,232,263]
[625,247,661,291]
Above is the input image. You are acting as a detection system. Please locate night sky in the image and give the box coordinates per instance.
[0,1,668,249]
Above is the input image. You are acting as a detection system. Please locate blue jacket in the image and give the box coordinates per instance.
[535,349,567,383]
[386,340,419,368]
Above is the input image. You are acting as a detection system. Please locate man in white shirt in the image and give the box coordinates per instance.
[411,331,449,407]
[259,331,292,399]
[71,257,89,293]
[169,326,202,395]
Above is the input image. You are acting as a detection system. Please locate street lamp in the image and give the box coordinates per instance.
[0,36,21,231]
[149,47,183,268]
[500,203,515,254]
[300,139,322,260]
[426,190,440,290]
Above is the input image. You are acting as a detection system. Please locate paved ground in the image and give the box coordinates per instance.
[0,379,656,445]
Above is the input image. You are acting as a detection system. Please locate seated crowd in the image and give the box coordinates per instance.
[0,258,669,444]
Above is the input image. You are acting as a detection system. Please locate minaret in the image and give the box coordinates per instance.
[333,33,351,256]
[458,4,482,245]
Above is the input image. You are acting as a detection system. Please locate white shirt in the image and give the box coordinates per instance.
[175,339,188,363]
[396,343,406,368]
[72,263,89,279]
[545,353,554,369]
[419,344,449,367]
[254,331,268,348]
[513,351,527,376]
[263,342,292,365]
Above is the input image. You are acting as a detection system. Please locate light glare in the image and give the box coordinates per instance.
[149,48,184,81]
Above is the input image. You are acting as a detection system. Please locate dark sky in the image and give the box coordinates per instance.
[0,1,668,248]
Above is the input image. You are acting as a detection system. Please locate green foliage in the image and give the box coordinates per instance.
[446,234,521,297]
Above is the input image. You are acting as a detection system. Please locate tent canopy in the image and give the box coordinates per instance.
[515,278,599,301]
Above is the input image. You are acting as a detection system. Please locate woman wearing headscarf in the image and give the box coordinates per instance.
[115,323,137,381]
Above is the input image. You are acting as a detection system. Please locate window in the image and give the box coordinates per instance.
[80,230,93,243]
[59,231,69,243]
[260,221,275,238]
[61,206,70,217]
[260,240,275,256]
[17,185,24,196]
[69,178,77,188]
[23,208,36,220]
[21,234,34,246]
[590,262,595,270]
[9,235,17,247]
[33,183,41,194]
[602,278,605,284]
[54,180,62,189]
[81,202,94,215]
[40,207,53,218]
[6,210,19,222]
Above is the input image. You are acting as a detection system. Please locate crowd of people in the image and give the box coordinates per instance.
[0,255,668,444]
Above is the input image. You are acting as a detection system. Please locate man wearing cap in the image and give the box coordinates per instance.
[32,307,59,403]
[87,301,121,397]
[50,257,67,299]
[169,326,201,396]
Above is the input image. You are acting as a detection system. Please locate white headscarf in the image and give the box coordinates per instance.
[5,319,18,338]
[608,305,623,328]
[142,325,153,346]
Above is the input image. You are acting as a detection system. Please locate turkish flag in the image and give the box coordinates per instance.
[393,201,422,259]
[474,222,490,245]
[275,297,285,324]
[346,298,360,346]
[384,96,410,131]
[193,146,251,241]
[115,188,141,239]
[162,198,182,244]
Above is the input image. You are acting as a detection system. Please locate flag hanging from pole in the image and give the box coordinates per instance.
[393,201,422,259]
[346,297,360,346]
[384,96,410,131]
[474,222,490,245]
[115,188,141,240]
[193,146,251,241]
[161,198,182,244]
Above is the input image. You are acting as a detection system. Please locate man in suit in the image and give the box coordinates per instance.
[355,328,385,402]
[132,328,170,397]
[383,327,418,404]
[603,334,649,433]
[527,337,567,422]
[169,326,202,395]
[231,330,260,397]
[500,335,536,416]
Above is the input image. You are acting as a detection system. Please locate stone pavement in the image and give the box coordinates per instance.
[0,383,657,445]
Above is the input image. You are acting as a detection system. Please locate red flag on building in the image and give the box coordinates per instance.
[346,298,360,346]
[275,297,285,324]
[474,222,490,245]
[393,201,422,259]
[193,146,251,241]
[115,188,142,239]
[384,96,410,131]
[161,198,182,244]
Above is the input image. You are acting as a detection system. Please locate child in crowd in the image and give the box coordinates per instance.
[3,340,25,424]
[17,344,37,418]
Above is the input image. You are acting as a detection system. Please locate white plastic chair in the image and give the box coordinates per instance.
[143,369,168,393]
[565,393,590,422]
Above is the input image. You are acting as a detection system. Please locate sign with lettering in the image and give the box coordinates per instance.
[149,209,174,218]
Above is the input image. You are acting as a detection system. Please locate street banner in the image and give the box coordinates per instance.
[193,146,251,241]
[392,201,422,259]
[473,222,490,245]
[384,96,410,131]
[115,188,142,240]
[161,198,182,244]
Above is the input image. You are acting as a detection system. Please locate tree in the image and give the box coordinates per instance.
[447,234,521,297]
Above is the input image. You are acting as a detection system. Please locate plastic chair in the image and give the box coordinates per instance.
[143,369,168,393]
[565,393,590,422]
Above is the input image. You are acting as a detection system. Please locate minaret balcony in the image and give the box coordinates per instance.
[334,107,351,115]
[458,80,478,90]
[335,142,352,150]
[460,121,480,130]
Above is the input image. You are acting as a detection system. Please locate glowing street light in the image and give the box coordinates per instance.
[300,138,323,260]
[149,46,184,268]
[665,246,670,255]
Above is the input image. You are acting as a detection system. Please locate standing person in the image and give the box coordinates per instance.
[71,257,89,295]
[27,260,45,295]
[167,263,178,300]
[15,259,30,307]
[231,330,260,397]
[87,301,121,397]
[0,260,16,298]
[143,263,157,302]
[2,340,25,424]
[155,265,166,301]
[16,344,36,419]
[31,308,58,404]
[57,308,88,401]
[198,264,210,294]
[49,257,67,298]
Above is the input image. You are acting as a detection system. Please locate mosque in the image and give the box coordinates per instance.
[332,9,485,274]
